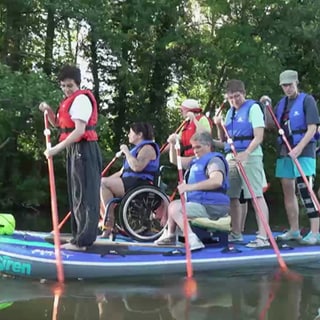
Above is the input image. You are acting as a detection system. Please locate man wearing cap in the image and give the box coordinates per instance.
[273,70,320,244]
[179,99,213,156]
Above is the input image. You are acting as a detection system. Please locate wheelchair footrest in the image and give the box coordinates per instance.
[105,198,122,206]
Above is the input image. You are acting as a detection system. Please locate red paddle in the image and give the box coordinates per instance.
[175,138,197,298]
[56,151,123,231]
[219,116,301,280]
[265,101,320,213]
[44,111,64,283]
[219,119,288,272]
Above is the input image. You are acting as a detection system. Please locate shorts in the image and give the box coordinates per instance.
[186,202,229,219]
[121,177,152,192]
[275,156,316,179]
[227,155,265,199]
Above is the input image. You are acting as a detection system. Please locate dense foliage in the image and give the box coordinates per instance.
[1,0,320,217]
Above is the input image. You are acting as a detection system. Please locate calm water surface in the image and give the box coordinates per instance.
[2,200,319,319]
[1,266,320,319]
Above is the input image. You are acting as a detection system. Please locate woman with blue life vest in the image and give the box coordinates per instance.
[39,65,102,251]
[100,122,160,238]
[214,79,270,248]
[269,70,320,245]
[155,131,230,251]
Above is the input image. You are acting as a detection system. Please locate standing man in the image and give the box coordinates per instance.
[214,79,270,248]
[272,70,320,244]
[39,65,102,251]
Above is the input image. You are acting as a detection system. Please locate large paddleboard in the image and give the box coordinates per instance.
[0,230,319,280]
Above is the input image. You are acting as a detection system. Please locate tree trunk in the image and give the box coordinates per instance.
[43,1,55,76]
[89,29,100,108]
[2,2,24,70]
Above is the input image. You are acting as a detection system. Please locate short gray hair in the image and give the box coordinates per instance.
[190,131,213,148]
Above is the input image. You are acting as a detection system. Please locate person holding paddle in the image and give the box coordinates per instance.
[155,131,230,250]
[268,70,320,244]
[39,65,102,251]
[100,122,160,238]
[179,99,213,156]
[163,99,213,156]
[214,79,270,248]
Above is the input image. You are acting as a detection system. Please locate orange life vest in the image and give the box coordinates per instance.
[180,114,213,156]
[57,90,98,142]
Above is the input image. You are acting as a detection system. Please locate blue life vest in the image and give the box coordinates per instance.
[122,140,160,181]
[276,93,317,146]
[186,152,230,206]
[224,100,258,153]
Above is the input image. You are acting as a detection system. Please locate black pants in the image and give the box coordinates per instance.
[66,140,102,247]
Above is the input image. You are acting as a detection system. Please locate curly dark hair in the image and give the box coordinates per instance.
[58,65,81,86]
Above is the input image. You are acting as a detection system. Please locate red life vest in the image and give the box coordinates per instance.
[57,90,98,142]
[180,114,213,156]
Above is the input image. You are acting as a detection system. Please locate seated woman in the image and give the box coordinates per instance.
[100,122,160,238]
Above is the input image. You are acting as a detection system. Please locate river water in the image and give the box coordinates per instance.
[1,201,320,319]
[1,266,320,319]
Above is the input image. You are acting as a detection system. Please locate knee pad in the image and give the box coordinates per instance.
[296,176,319,218]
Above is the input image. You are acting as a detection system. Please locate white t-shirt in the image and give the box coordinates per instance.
[69,94,92,123]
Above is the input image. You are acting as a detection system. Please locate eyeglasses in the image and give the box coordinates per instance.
[227,93,242,100]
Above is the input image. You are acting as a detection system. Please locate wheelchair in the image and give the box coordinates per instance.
[101,166,170,242]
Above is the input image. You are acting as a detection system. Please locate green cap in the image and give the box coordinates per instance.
[279,70,298,85]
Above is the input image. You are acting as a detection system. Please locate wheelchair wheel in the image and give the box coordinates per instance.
[119,185,169,242]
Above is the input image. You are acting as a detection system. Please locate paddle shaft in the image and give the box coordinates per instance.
[160,100,226,154]
[56,151,122,231]
[220,120,288,271]
[160,120,188,153]
[175,139,194,279]
[167,101,226,203]
[266,102,320,213]
[43,111,65,283]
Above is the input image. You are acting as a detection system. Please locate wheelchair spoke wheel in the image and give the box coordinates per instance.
[119,185,169,242]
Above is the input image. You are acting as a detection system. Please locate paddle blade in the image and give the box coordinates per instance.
[51,282,65,296]
[51,282,64,320]
[281,268,303,282]
[183,277,198,299]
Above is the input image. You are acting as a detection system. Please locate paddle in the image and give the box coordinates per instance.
[167,101,227,205]
[43,111,64,283]
[56,150,123,231]
[258,270,283,320]
[160,120,188,153]
[59,116,187,230]
[51,282,64,320]
[101,150,123,177]
[218,118,289,273]
[175,137,197,298]
[265,101,320,213]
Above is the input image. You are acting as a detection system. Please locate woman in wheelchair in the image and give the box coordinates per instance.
[100,122,160,238]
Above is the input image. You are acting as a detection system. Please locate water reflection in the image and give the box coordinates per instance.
[1,269,320,319]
